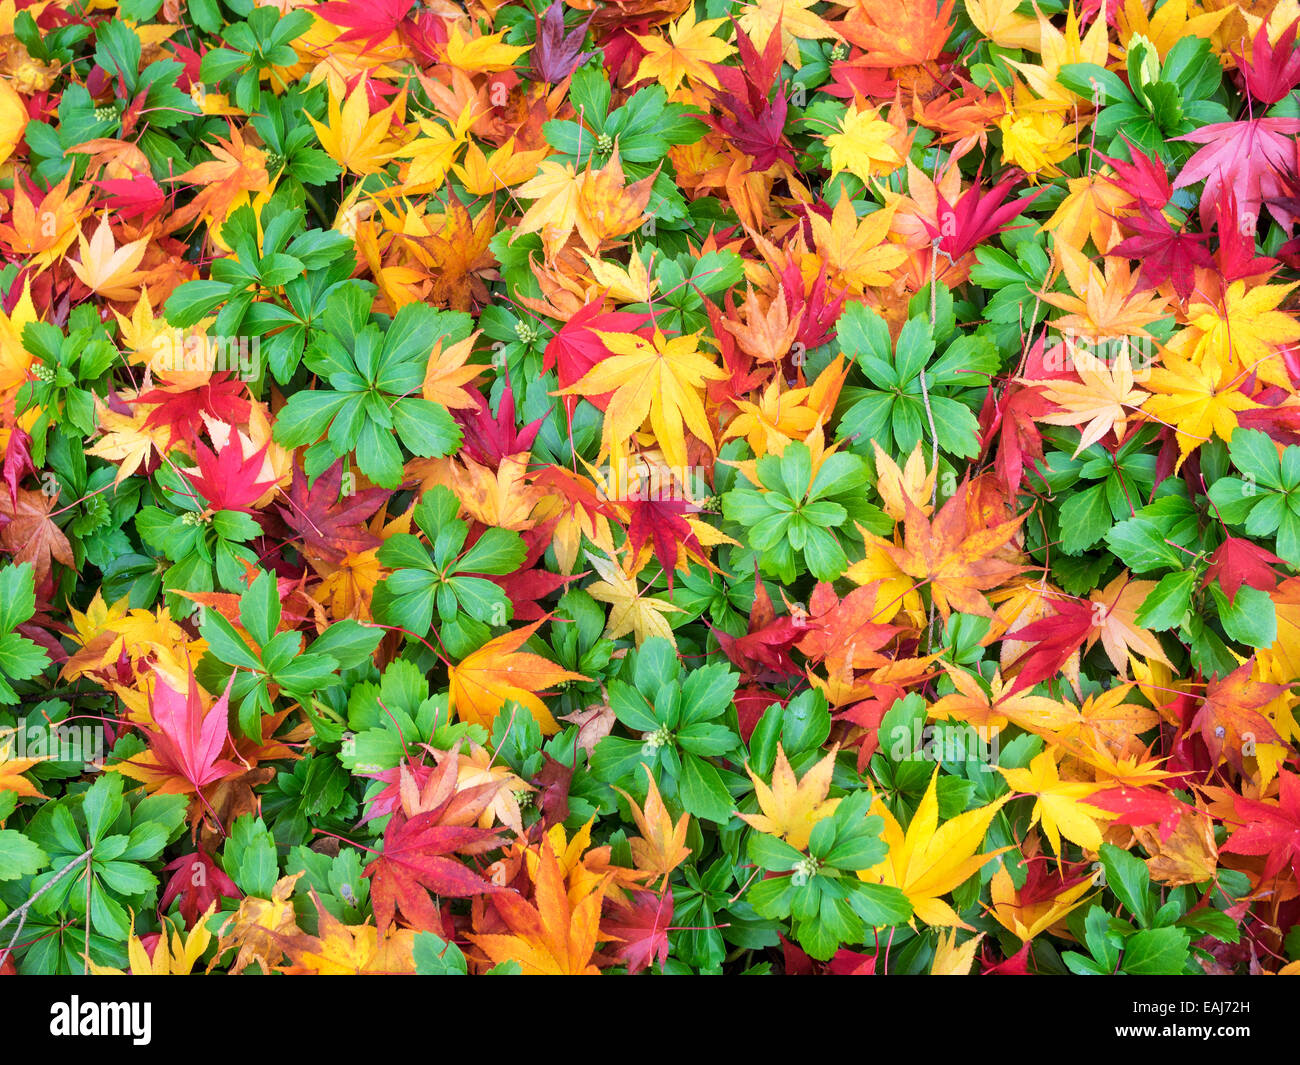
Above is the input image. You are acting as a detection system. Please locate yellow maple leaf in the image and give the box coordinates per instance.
[448,621,588,735]
[1143,352,1258,470]
[88,906,216,976]
[558,327,726,472]
[514,159,586,260]
[997,91,1079,183]
[738,743,841,851]
[585,550,684,647]
[215,872,305,975]
[826,102,906,184]
[807,194,906,293]
[388,102,476,193]
[967,0,1041,49]
[0,77,27,168]
[308,78,404,177]
[87,396,170,485]
[633,8,736,92]
[930,928,985,974]
[929,663,1084,737]
[1116,0,1230,59]
[453,137,550,196]
[999,749,1116,857]
[280,894,415,975]
[857,769,1011,928]
[736,0,840,64]
[1169,281,1300,390]
[441,23,529,73]
[0,275,37,400]
[1040,172,1133,257]
[1009,1,1110,104]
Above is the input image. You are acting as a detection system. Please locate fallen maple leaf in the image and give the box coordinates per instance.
[448,620,588,735]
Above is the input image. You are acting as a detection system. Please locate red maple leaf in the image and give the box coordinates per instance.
[2,425,34,505]
[136,373,251,449]
[453,379,544,468]
[364,814,505,932]
[1235,16,1300,104]
[1109,201,1213,301]
[315,0,418,52]
[1213,185,1279,282]
[1002,597,1097,698]
[923,175,1042,264]
[978,378,1051,496]
[1099,137,1173,211]
[277,459,388,564]
[1221,768,1300,883]
[1201,536,1285,604]
[135,669,241,792]
[185,439,277,513]
[160,849,243,929]
[1089,786,1187,842]
[707,20,793,172]
[95,173,167,222]
[485,525,575,621]
[600,887,673,975]
[714,571,803,681]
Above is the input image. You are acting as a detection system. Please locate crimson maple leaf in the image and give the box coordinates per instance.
[923,176,1042,264]
[978,378,1051,495]
[277,459,387,564]
[2,424,34,505]
[1089,786,1186,842]
[622,494,708,592]
[136,373,251,449]
[453,379,544,468]
[1221,768,1300,882]
[1201,536,1284,604]
[1211,184,1279,282]
[1002,597,1096,698]
[1099,138,1173,211]
[781,256,846,352]
[708,20,793,172]
[714,571,803,681]
[486,526,574,620]
[95,173,166,223]
[1109,201,1213,301]
[364,814,505,932]
[599,887,673,974]
[184,439,277,513]
[1234,17,1300,104]
[160,849,242,929]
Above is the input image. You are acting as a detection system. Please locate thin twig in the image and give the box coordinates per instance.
[0,845,94,968]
